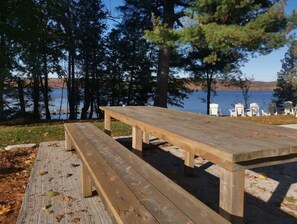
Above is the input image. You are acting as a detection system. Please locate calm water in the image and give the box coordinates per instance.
[170,90,274,116]
[49,89,274,118]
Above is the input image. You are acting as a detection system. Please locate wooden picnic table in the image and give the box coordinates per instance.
[100,106,297,223]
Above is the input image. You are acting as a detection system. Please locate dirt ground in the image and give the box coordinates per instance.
[0,148,37,224]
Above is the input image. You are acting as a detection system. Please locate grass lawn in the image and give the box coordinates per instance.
[236,114,297,125]
[0,120,131,149]
[0,114,297,148]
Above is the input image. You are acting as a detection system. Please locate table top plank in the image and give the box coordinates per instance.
[100,106,297,163]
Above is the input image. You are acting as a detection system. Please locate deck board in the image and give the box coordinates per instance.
[17,141,113,224]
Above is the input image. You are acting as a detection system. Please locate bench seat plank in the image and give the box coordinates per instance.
[65,123,158,224]
[65,123,230,224]
[85,123,229,224]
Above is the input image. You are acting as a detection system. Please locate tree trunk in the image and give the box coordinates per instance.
[154,46,171,107]
[68,50,76,120]
[81,68,90,119]
[32,65,40,118]
[206,71,213,115]
[0,77,4,120]
[17,77,26,115]
[41,50,51,120]
[153,0,175,108]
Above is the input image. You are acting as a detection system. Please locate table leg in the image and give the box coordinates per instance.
[132,127,143,156]
[104,113,111,136]
[184,152,195,176]
[65,132,72,151]
[143,132,150,144]
[219,168,245,224]
[82,164,92,197]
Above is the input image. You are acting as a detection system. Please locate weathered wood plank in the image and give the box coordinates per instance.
[65,123,158,224]
[104,113,111,135]
[132,126,143,152]
[81,163,92,197]
[65,132,72,151]
[219,168,245,224]
[143,132,150,144]
[100,106,297,164]
[85,123,230,224]
[17,141,113,224]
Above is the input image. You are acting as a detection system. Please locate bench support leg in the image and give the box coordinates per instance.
[104,113,111,136]
[132,127,143,156]
[219,168,244,224]
[82,164,92,197]
[143,132,150,144]
[65,132,72,151]
[184,152,195,176]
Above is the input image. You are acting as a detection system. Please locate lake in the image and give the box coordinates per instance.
[170,90,274,116]
[49,89,274,118]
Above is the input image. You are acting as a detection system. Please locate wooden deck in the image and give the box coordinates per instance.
[17,141,112,224]
[16,139,297,224]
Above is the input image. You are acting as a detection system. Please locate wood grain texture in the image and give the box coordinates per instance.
[143,132,150,144]
[132,126,143,151]
[185,152,195,168]
[65,122,230,224]
[100,106,297,166]
[219,169,245,224]
[65,123,156,224]
[104,113,111,135]
[81,163,92,197]
[65,132,72,151]
[83,123,230,224]
[17,141,113,224]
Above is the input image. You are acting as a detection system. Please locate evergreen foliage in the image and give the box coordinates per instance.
[274,40,297,105]
[179,0,294,114]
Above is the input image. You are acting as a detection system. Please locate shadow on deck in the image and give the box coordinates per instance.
[18,138,297,224]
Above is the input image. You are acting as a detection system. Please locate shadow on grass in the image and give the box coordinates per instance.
[0,167,24,175]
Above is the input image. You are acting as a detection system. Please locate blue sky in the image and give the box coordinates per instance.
[103,0,297,82]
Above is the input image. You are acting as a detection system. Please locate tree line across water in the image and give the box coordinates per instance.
[1,0,296,120]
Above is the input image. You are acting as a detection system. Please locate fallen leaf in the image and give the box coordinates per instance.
[59,196,76,202]
[284,196,297,204]
[55,214,65,222]
[45,209,54,215]
[0,205,11,216]
[71,218,80,223]
[42,204,52,210]
[48,177,54,182]
[258,173,267,180]
[47,191,59,197]
[40,171,48,176]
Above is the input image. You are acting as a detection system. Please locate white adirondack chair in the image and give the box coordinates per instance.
[246,102,260,116]
[284,101,294,115]
[209,103,221,116]
[229,103,245,117]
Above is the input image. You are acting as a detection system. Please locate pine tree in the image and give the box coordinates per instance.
[0,0,16,119]
[103,1,156,107]
[274,40,297,106]
[145,0,191,108]
[77,0,106,119]
[180,0,294,114]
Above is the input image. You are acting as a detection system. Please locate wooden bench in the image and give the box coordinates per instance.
[64,122,230,224]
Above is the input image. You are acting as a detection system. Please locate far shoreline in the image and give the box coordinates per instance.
[48,78,276,91]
